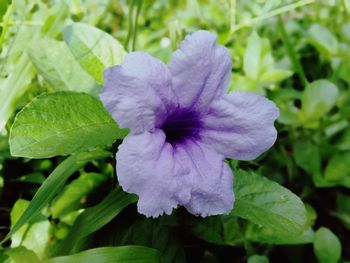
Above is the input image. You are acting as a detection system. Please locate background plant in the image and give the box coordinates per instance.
[0,0,349,262]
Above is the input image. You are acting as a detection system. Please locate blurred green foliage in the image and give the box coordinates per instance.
[0,0,350,262]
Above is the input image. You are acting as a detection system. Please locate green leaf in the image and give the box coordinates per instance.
[5,247,40,263]
[114,218,186,263]
[308,24,338,57]
[45,246,160,263]
[231,170,308,235]
[324,151,350,184]
[51,173,107,218]
[245,223,314,245]
[244,32,262,80]
[10,92,124,158]
[0,150,110,245]
[189,215,243,246]
[28,38,100,95]
[0,0,8,19]
[64,22,126,84]
[294,141,321,176]
[338,60,350,85]
[247,255,269,263]
[0,54,35,132]
[10,199,50,257]
[334,193,350,229]
[313,227,341,263]
[54,188,137,255]
[0,2,69,132]
[260,69,292,83]
[299,80,338,125]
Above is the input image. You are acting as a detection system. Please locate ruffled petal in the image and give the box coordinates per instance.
[169,30,232,112]
[116,130,192,217]
[201,92,279,160]
[177,141,234,216]
[116,131,234,217]
[100,52,177,134]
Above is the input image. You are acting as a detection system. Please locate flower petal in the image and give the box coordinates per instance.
[177,141,234,216]
[169,30,232,111]
[100,52,177,134]
[201,92,279,160]
[116,130,192,217]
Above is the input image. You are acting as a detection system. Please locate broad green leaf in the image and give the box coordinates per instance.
[0,150,110,245]
[113,218,186,263]
[45,246,159,263]
[10,92,124,158]
[294,141,321,176]
[54,188,137,255]
[308,24,338,57]
[324,151,350,184]
[245,202,316,245]
[28,38,100,95]
[5,247,40,263]
[64,22,126,83]
[189,215,243,246]
[313,227,341,263]
[245,223,314,245]
[299,80,338,125]
[231,170,308,235]
[247,255,269,263]
[51,172,107,218]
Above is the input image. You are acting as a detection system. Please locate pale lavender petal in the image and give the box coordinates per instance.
[100,52,177,134]
[177,141,234,216]
[116,130,192,217]
[169,30,232,112]
[201,92,279,160]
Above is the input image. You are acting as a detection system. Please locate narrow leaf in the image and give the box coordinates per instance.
[0,150,110,245]
[54,188,137,255]
[45,246,159,263]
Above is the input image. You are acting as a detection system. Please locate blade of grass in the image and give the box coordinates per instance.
[53,188,137,256]
[45,246,159,263]
[277,15,309,86]
[0,150,111,246]
[231,0,315,32]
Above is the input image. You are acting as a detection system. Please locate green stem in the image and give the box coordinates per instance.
[124,0,134,51]
[231,0,315,32]
[0,1,14,51]
[131,0,143,51]
[277,15,309,86]
[230,0,236,33]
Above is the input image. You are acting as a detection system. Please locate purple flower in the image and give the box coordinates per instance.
[100,30,279,217]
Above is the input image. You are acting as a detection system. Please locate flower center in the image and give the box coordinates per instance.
[161,110,202,146]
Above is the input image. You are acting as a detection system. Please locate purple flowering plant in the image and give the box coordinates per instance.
[100,30,279,217]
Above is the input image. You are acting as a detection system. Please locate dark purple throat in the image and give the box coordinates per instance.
[161,110,202,146]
